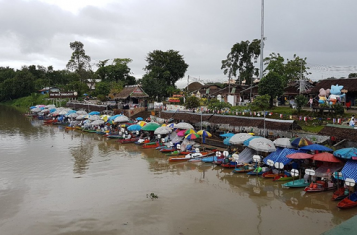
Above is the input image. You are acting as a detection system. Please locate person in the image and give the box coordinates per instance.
[349,115,355,127]
[308,97,313,108]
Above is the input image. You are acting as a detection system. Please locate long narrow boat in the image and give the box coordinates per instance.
[106,134,124,139]
[282,179,310,188]
[201,156,224,163]
[169,152,210,162]
[142,142,162,149]
[221,161,243,168]
[160,147,176,153]
[247,167,270,176]
[304,180,336,192]
[44,119,58,125]
[232,165,255,173]
[337,192,357,209]
[118,137,139,144]
[332,187,349,201]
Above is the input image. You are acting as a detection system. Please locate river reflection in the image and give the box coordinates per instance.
[1,105,357,235]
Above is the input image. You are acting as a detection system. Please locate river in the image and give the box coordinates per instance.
[0,105,356,235]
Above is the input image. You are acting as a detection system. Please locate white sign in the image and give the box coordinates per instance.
[216,151,222,157]
[291,169,299,177]
[345,178,356,187]
[223,151,229,157]
[305,169,315,176]
[253,155,261,163]
[274,162,284,169]
[267,159,274,166]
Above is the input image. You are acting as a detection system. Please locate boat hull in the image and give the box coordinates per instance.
[282,179,309,188]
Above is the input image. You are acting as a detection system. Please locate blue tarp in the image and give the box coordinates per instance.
[300,144,333,152]
[342,160,357,182]
[263,147,284,164]
[275,148,305,165]
[334,148,357,160]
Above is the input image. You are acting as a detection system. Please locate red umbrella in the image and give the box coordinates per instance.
[286,153,313,159]
[312,152,342,163]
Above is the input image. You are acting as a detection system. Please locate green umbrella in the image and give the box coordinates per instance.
[141,122,160,131]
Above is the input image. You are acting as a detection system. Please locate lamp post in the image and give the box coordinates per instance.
[260,0,264,81]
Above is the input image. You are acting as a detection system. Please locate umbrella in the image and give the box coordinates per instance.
[168,123,176,128]
[141,122,160,131]
[136,117,143,121]
[88,115,101,121]
[76,115,86,120]
[176,122,194,130]
[177,130,187,137]
[67,113,78,118]
[273,138,293,148]
[300,144,333,152]
[229,133,254,145]
[290,137,313,147]
[185,129,196,135]
[185,133,200,140]
[312,152,342,163]
[76,110,88,115]
[197,130,212,137]
[220,133,234,138]
[286,153,313,159]
[243,136,263,146]
[114,115,130,123]
[31,107,41,112]
[154,126,172,135]
[248,138,276,152]
[127,124,142,131]
[138,121,147,126]
[223,137,232,146]
[90,120,105,126]
[333,147,357,160]
[88,111,100,115]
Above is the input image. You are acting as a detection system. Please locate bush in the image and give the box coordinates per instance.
[333,103,344,115]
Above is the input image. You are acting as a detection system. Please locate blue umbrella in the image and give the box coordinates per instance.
[49,108,57,113]
[223,137,232,145]
[136,117,143,121]
[67,110,77,115]
[300,144,333,152]
[30,106,37,109]
[220,133,235,138]
[88,111,100,115]
[127,124,142,131]
[243,136,263,146]
[333,147,357,160]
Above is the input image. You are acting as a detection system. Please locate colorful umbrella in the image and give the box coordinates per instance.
[313,152,342,163]
[136,117,143,121]
[127,124,142,131]
[138,121,147,126]
[185,129,196,135]
[197,130,212,137]
[290,137,313,147]
[185,133,200,140]
[333,147,357,160]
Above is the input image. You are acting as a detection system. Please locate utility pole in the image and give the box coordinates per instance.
[260,0,264,81]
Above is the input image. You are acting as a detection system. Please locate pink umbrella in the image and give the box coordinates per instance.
[177,130,186,137]
[286,153,313,159]
[313,152,342,163]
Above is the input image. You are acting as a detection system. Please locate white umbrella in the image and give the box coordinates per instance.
[88,115,101,121]
[76,110,88,115]
[31,107,41,113]
[175,122,194,130]
[114,115,129,123]
[76,115,86,120]
[273,138,293,148]
[154,126,173,135]
[248,138,276,152]
[90,120,105,126]
[67,113,79,118]
[229,133,254,145]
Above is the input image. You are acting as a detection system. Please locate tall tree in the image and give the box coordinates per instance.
[221,39,260,85]
[66,41,91,83]
[95,58,135,85]
[264,53,310,87]
[142,50,188,99]
[258,71,284,107]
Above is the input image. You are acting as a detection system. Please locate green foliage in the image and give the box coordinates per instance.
[142,50,188,100]
[264,53,310,87]
[333,103,345,115]
[95,58,136,85]
[207,99,232,111]
[348,73,357,78]
[258,72,284,107]
[221,39,260,85]
[295,94,308,114]
[185,96,200,109]
[66,41,91,83]
[94,81,111,97]
[250,94,270,111]
[97,94,107,102]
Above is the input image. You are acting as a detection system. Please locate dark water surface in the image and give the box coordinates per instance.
[0,105,356,235]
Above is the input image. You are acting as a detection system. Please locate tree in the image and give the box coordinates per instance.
[264,53,310,87]
[250,94,270,111]
[207,99,232,111]
[142,50,188,99]
[348,73,357,78]
[185,96,200,109]
[66,41,91,83]
[258,71,284,107]
[95,58,135,85]
[221,39,260,85]
[295,94,308,114]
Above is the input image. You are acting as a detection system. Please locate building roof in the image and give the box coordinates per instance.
[318,125,357,142]
[113,85,149,100]
[309,78,357,94]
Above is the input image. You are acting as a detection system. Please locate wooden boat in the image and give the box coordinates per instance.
[247,167,270,176]
[232,165,255,173]
[337,192,357,209]
[273,172,297,181]
[107,134,124,139]
[43,119,58,125]
[142,142,162,149]
[221,161,243,168]
[118,137,139,144]
[262,171,284,179]
[332,187,349,201]
[160,147,176,153]
[65,126,77,130]
[201,156,224,163]
[169,152,208,162]
[212,158,224,165]
[282,179,310,188]
[304,180,336,192]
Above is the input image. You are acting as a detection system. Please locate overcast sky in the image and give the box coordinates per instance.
[1,0,357,88]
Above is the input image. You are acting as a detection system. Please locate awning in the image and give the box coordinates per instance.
[263,147,284,164]
[275,148,306,165]
[238,147,257,163]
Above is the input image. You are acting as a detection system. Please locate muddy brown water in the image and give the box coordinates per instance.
[0,105,356,235]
